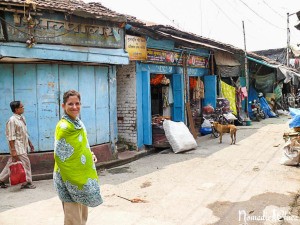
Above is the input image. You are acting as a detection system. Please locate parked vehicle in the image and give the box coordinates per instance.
[211,107,231,138]
[250,99,265,121]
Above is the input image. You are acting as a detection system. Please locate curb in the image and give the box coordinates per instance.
[32,149,157,181]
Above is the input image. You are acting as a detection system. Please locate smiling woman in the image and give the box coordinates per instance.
[53,90,103,225]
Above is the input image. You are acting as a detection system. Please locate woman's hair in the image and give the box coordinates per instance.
[63,90,81,104]
[10,101,21,112]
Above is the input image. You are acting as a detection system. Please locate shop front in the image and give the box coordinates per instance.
[136,48,209,147]
[0,7,129,174]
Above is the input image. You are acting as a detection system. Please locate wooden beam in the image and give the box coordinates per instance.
[185,102,197,139]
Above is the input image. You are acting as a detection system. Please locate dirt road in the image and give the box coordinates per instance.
[0,116,299,225]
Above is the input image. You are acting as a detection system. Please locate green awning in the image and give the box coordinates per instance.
[247,56,277,69]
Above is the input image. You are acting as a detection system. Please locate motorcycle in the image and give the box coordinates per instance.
[250,99,265,121]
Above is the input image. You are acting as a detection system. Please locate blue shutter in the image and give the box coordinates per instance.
[14,64,39,150]
[142,71,152,145]
[37,64,59,150]
[204,75,217,109]
[172,74,184,122]
[0,64,13,153]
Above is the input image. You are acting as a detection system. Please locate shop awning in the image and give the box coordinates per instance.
[215,52,240,66]
[247,56,277,69]
[0,42,129,65]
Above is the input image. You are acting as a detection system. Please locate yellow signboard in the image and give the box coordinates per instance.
[125,35,147,61]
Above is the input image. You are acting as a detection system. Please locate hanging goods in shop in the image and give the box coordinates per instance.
[150,74,164,85]
[189,77,197,89]
[161,75,170,85]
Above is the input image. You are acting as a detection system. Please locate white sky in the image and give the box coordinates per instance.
[85,0,300,52]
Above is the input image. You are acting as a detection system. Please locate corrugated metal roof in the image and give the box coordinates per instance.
[0,0,127,21]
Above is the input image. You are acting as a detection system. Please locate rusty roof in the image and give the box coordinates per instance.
[0,0,127,21]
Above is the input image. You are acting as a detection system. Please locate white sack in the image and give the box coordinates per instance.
[201,119,211,128]
[163,120,198,153]
[224,112,237,120]
[280,139,300,165]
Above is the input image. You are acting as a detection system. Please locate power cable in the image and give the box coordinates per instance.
[146,0,184,30]
[262,0,285,19]
[211,0,243,32]
[238,0,285,30]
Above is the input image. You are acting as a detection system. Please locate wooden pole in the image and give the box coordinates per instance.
[211,52,214,75]
[287,12,290,66]
[242,21,249,117]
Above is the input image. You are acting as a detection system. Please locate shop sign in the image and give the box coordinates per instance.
[5,11,124,48]
[145,48,208,68]
[125,35,147,60]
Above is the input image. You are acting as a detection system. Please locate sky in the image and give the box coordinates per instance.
[84,0,300,52]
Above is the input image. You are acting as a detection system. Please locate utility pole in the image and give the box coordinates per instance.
[242,21,249,117]
[287,12,290,66]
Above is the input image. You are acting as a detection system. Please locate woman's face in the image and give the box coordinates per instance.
[62,95,81,120]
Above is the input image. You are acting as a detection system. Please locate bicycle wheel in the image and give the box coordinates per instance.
[212,126,220,138]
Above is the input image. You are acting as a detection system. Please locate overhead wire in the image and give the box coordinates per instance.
[262,0,285,19]
[146,0,184,30]
[210,0,258,40]
[210,0,243,32]
[238,0,285,30]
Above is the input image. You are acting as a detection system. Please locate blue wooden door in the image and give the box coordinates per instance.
[79,65,97,145]
[0,64,13,153]
[0,63,112,153]
[14,64,39,150]
[142,71,152,145]
[59,65,79,118]
[204,75,217,109]
[37,64,59,150]
[172,74,184,122]
[95,66,110,144]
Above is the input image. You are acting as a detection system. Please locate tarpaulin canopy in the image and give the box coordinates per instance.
[247,56,277,69]
[248,87,277,118]
[215,52,240,66]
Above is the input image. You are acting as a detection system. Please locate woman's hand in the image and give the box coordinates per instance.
[92,152,97,163]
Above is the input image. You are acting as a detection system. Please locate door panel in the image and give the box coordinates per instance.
[95,66,110,144]
[204,75,217,109]
[37,64,59,150]
[79,65,97,145]
[142,71,152,145]
[14,64,38,150]
[172,73,184,122]
[0,64,13,153]
[58,65,79,117]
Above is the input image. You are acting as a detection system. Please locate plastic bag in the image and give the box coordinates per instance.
[9,161,27,185]
[201,119,212,128]
[289,108,300,128]
[163,120,197,153]
[280,139,300,166]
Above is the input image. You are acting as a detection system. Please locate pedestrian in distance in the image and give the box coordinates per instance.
[53,90,103,225]
[0,101,36,189]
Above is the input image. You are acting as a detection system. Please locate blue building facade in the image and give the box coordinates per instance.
[0,10,129,154]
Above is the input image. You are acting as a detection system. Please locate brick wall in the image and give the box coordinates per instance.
[116,61,137,146]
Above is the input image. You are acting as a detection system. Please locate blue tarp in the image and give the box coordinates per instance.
[248,87,278,118]
[289,108,300,128]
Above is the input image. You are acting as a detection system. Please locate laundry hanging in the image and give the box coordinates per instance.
[221,81,237,115]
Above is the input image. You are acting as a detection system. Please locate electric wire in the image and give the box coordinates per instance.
[262,0,285,19]
[146,0,184,30]
[238,0,285,30]
[210,0,243,32]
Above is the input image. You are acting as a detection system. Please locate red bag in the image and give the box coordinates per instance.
[9,161,27,185]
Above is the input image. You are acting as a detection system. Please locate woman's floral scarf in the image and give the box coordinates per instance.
[53,114,103,207]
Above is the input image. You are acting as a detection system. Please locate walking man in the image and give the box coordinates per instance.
[0,101,36,189]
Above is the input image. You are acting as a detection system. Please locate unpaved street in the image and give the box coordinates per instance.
[0,116,299,225]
